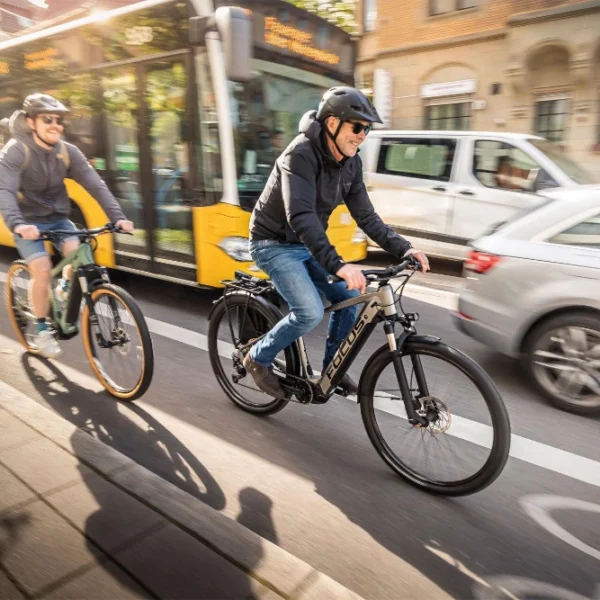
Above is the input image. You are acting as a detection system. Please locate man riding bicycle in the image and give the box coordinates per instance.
[245,86,429,398]
[0,93,133,359]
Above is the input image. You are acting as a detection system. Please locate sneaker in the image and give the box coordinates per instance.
[242,353,285,398]
[336,373,359,396]
[34,329,61,359]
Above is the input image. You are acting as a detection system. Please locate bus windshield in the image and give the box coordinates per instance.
[230,59,340,207]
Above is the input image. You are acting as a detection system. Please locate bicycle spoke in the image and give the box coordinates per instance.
[368,349,503,490]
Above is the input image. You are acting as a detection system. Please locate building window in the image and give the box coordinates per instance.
[425,103,471,130]
[430,0,476,16]
[535,99,568,142]
[364,0,377,32]
[358,72,374,103]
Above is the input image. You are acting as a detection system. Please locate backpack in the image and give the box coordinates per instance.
[17,139,71,201]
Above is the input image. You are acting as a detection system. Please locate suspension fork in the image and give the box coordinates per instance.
[384,321,429,427]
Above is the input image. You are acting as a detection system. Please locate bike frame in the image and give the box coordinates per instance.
[293,282,430,425]
[49,241,110,336]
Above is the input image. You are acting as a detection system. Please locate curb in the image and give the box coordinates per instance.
[0,379,364,600]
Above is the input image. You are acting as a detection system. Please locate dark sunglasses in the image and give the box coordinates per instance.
[39,115,65,126]
[347,121,372,136]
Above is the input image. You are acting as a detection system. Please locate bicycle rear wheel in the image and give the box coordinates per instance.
[360,340,511,496]
[5,260,40,354]
[81,284,154,400]
[208,293,297,415]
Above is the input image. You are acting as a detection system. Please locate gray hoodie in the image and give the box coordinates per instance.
[0,110,126,232]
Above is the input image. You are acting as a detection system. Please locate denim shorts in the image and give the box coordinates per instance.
[14,219,79,264]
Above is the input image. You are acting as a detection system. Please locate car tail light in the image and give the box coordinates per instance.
[465,250,502,274]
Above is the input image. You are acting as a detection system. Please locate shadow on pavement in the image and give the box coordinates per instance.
[19,355,272,599]
[0,513,31,561]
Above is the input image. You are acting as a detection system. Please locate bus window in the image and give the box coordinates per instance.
[101,68,146,251]
[146,59,194,258]
[230,59,339,211]
[194,48,222,204]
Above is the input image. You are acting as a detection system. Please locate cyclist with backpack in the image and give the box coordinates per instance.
[0,94,133,358]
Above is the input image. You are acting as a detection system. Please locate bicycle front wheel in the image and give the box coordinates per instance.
[360,340,510,496]
[81,284,154,401]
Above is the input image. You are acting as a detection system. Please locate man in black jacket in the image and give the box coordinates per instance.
[245,87,429,398]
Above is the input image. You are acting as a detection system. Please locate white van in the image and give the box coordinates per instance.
[360,131,598,260]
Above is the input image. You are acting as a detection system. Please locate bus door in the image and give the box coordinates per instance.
[101,55,197,282]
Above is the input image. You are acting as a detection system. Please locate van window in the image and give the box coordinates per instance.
[473,140,557,192]
[550,213,600,248]
[377,138,457,182]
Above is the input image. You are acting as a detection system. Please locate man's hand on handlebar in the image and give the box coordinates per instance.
[403,248,430,273]
[336,263,367,294]
[114,219,134,233]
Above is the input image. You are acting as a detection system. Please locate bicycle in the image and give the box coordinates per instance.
[5,223,154,401]
[208,258,511,496]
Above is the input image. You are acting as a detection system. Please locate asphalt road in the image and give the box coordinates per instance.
[0,247,598,600]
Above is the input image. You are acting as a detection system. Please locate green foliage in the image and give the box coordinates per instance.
[286,0,357,34]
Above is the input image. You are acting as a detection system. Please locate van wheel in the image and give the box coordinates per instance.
[524,312,600,415]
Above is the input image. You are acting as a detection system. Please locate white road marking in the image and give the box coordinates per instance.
[1,268,600,489]
[520,495,600,561]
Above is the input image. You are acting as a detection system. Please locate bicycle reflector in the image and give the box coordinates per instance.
[464,250,502,274]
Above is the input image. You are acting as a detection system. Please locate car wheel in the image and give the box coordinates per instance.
[524,312,600,416]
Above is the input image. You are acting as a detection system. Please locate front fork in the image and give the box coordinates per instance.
[81,268,125,348]
[384,321,430,427]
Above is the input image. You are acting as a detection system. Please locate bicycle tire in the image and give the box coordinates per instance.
[81,283,154,401]
[360,340,511,496]
[5,260,40,354]
[208,292,298,415]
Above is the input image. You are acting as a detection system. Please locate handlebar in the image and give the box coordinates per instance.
[16,222,131,241]
[327,256,422,285]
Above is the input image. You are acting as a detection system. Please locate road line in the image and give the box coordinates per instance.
[2,267,599,488]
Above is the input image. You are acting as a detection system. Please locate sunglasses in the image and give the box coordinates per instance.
[347,121,372,136]
[39,115,65,126]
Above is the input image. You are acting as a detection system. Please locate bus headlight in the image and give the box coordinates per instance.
[352,229,367,244]
[218,236,252,261]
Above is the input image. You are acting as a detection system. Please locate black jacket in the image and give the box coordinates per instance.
[249,111,411,274]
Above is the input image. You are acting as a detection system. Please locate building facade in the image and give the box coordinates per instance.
[0,0,35,36]
[357,0,600,170]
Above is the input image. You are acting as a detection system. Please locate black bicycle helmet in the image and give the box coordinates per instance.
[316,86,382,124]
[23,93,69,117]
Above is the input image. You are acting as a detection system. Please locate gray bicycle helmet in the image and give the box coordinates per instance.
[316,86,382,124]
[23,93,69,117]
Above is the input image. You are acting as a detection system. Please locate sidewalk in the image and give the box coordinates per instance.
[0,380,363,600]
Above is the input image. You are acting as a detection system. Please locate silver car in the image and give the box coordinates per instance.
[452,186,600,415]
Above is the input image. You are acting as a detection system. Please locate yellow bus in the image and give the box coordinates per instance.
[0,0,367,288]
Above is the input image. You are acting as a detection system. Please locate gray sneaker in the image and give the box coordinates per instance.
[243,353,285,398]
[34,329,61,359]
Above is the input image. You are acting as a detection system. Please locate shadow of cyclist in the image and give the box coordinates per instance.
[21,353,226,508]
[19,355,271,597]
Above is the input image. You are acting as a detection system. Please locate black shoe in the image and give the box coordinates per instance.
[243,354,286,398]
[336,373,359,396]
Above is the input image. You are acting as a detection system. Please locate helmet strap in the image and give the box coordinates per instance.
[32,125,57,149]
[324,119,349,159]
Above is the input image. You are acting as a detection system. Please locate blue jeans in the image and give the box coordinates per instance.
[249,240,360,370]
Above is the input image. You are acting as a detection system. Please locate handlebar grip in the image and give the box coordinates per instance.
[327,274,343,284]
